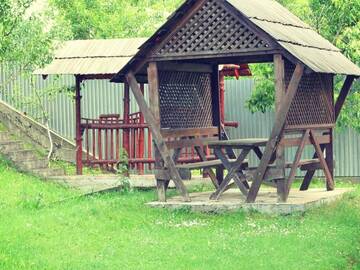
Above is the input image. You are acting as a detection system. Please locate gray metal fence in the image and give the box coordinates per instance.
[1,64,359,176]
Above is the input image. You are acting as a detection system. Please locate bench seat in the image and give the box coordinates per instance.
[176,159,248,170]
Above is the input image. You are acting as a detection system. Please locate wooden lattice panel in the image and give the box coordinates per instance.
[158,71,214,129]
[154,0,273,58]
[285,64,335,129]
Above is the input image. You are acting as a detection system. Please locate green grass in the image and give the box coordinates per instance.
[49,160,104,176]
[0,158,359,270]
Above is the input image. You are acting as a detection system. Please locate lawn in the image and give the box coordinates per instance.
[0,158,359,270]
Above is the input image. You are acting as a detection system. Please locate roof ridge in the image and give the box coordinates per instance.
[250,17,312,30]
[277,40,340,53]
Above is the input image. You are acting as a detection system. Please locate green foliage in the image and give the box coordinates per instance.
[0,0,72,73]
[246,64,275,113]
[50,0,184,39]
[0,156,360,269]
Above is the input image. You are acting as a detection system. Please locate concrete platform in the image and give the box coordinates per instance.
[48,174,210,195]
[148,188,352,214]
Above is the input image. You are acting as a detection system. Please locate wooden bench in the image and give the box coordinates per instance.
[156,127,240,187]
[246,158,323,185]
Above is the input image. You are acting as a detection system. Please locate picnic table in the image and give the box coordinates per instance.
[206,138,268,200]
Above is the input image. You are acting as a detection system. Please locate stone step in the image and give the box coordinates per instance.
[0,141,24,153]
[34,168,65,178]
[7,150,39,162]
[17,159,49,170]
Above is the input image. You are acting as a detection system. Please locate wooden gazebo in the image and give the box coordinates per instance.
[113,0,360,203]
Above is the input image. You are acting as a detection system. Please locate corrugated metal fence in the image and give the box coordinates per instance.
[1,64,359,176]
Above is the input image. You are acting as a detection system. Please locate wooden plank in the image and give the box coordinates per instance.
[126,70,190,202]
[246,63,304,203]
[309,130,334,191]
[165,136,218,149]
[161,127,218,138]
[194,146,220,189]
[285,129,310,200]
[157,62,213,73]
[280,134,331,147]
[285,124,335,131]
[207,138,268,148]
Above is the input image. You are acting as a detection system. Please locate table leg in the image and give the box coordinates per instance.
[210,148,250,200]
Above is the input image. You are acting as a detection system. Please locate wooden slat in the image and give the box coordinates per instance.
[157,62,213,73]
[280,134,331,147]
[176,159,245,170]
[247,63,304,203]
[161,127,218,138]
[126,70,190,202]
[165,136,218,149]
[207,138,268,148]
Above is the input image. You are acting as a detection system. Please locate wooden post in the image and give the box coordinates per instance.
[123,82,130,159]
[300,75,355,190]
[211,65,224,184]
[75,75,83,175]
[126,68,190,202]
[274,54,287,202]
[148,62,167,201]
[138,84,145,174]
[247,63,304,203]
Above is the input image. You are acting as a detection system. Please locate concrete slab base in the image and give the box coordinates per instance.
[147,188,352,215]
[48,174,210,195]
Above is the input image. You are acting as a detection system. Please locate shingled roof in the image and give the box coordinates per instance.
[112,0,360,81]
[34,38,147,76]
[228,0,360,75]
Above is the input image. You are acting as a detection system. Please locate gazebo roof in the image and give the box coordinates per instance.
[112,0,360,82]
[34,38,147,77]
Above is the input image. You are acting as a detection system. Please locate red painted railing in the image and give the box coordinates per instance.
[81,114,153,174]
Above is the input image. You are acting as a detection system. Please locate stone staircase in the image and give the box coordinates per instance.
[0,130,65,178]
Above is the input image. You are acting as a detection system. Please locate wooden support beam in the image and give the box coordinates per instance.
[309,130,334,190]
[285,129,310,201]
[335,76,356,120]
[300,75,355,190]
[75,75,83,175]
[274,54,287,202]
[126,69,190,202]
[246,63,304,203]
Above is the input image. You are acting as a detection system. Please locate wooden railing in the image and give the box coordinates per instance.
[81,114,153,174]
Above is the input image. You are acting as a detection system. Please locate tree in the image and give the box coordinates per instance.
[0,0,72,160]
[50,0,184,39]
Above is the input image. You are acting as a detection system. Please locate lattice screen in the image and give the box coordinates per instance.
[158,71,214,129]
[285,63,335,128]
[154,0,273,58]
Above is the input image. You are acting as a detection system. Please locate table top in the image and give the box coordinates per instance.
[206,138,268,148]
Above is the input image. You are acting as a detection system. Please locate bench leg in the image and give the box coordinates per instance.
[156,179,170,202]
[216,168,224,185]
